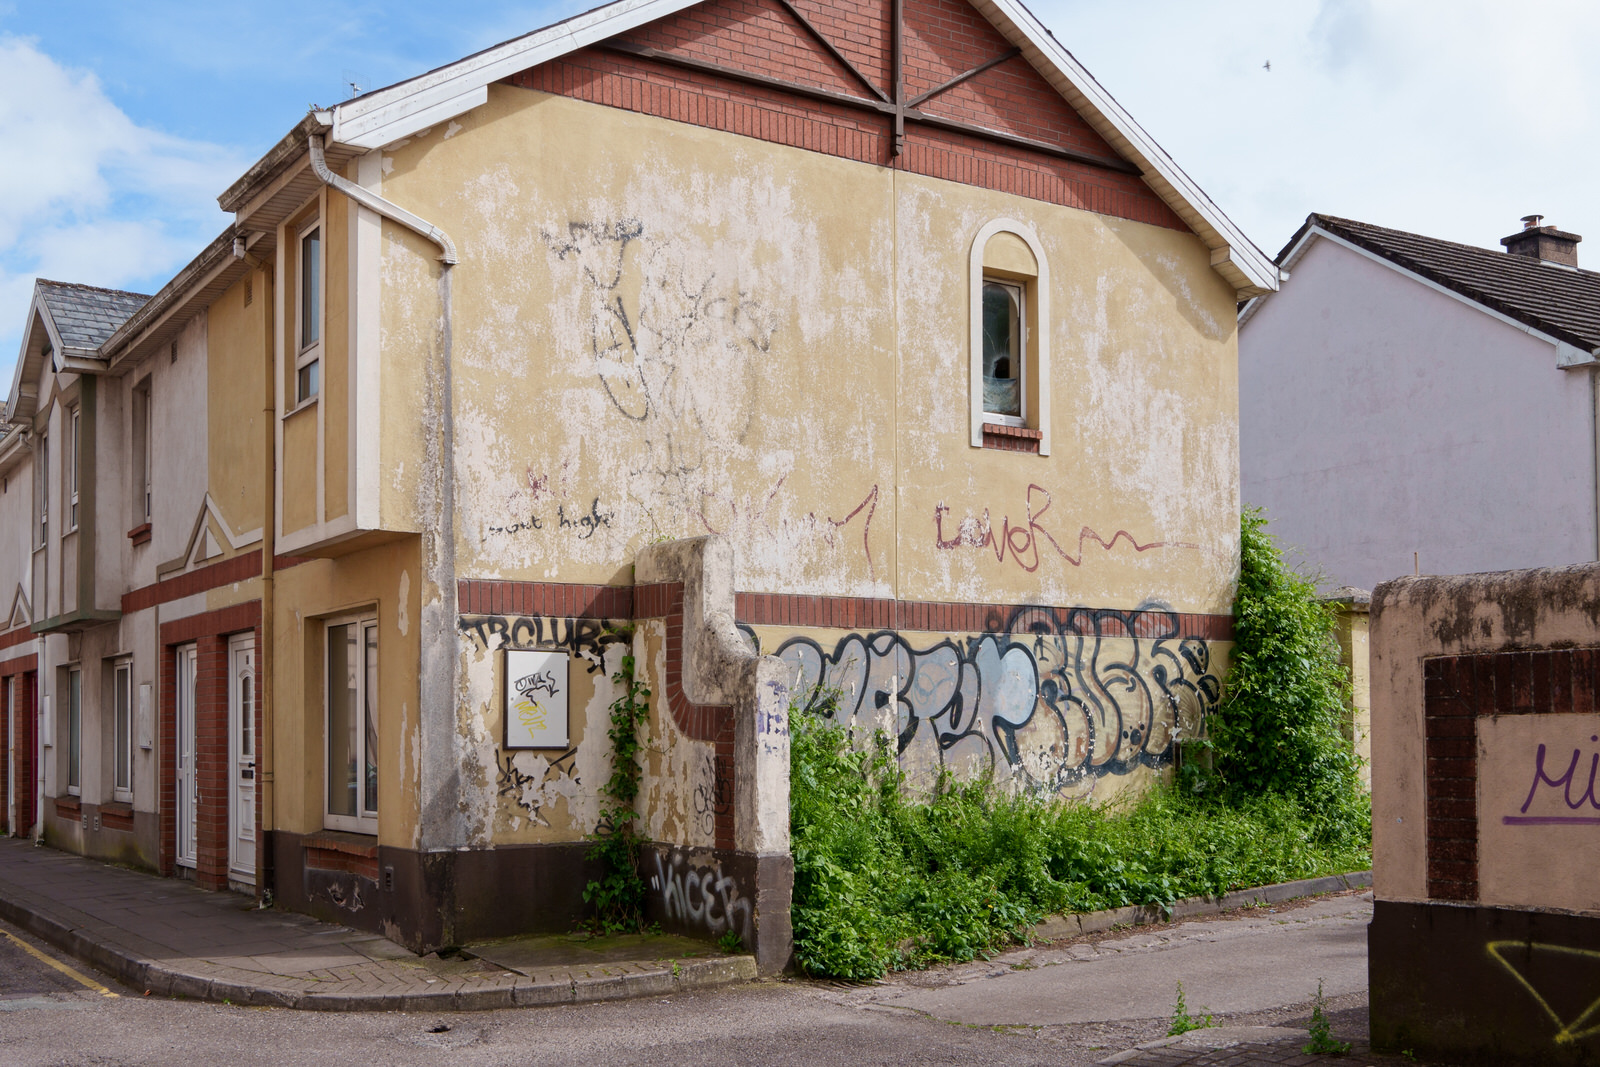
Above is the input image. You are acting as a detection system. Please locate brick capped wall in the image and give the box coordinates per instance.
[506,0,1186,230]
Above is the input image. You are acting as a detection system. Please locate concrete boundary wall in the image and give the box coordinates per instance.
[1371,564,1600,1064]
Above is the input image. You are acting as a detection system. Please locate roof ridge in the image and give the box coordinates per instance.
[1314,213,1600,281]
[35,278,152,300]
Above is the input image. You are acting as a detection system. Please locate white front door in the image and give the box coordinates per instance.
[175,645,197,869]
[227,636,256,882]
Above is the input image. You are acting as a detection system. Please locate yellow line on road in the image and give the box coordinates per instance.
[0,928,118,997]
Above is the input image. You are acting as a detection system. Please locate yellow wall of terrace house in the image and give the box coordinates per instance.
[373,220,436,537]
[324,189,351,523]
[377,86,1238,616]
[281,407,317,534]
[207,268,269,537]
[269,538,422,847]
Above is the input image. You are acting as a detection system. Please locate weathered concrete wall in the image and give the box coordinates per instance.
[1242,236,1596,591]
[1326,588,1372,791]
[377,85,1240,615]
[1370,564,1600,1063]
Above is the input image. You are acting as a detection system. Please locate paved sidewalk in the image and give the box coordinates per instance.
[0,838,754,1011]
[1096,1024,1427,1066]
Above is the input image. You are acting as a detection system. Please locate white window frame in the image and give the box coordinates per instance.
[65,666,81,797]
[968,219,1052,456]
[132,378,152,525]
[323,613,378,834]
[295,219,323,406]
[35,430,47,548]
[67,406,79,532]
[112,659,133,802]
[980,278,1027,427]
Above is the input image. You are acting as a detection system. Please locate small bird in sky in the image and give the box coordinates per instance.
[1262,60,1272,72]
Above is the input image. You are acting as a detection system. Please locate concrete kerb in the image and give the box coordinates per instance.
[1028,871,1372,943]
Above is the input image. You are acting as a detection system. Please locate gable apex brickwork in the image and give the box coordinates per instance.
[508,0,1187,230]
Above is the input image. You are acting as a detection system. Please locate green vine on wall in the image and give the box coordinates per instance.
[583,644,652,933]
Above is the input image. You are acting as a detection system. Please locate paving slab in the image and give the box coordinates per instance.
[0,838,754,1010]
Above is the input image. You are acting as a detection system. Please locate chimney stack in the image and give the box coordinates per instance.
[1501,214,1581,267]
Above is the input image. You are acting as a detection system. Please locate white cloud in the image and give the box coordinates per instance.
[1040,0,1600,256]
[0,35,243,380]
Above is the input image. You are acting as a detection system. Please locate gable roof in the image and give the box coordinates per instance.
[219,0,1280,297]
[1262,213,1600,355]
[7,278,151,422]
[35,280,149,358]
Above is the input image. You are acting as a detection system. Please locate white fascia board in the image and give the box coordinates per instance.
[338,85,488,150]
[1300,226,1598,364]
[329,0,698,147]
[978,0,1278,295]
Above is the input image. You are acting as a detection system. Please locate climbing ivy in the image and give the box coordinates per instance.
[582,646,653,934]
[1209,507,1368,844]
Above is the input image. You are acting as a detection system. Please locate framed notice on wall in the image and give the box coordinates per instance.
[504,649,569,749]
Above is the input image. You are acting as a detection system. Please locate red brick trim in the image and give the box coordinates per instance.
[0,626,36,652]
[505,0,1186,231]
[123,553,260,614]
[1422,646,1600,903]
[101,802,135,833]
[0,653,37,676]
[982,423,1041,454]
[733,593,1233,640]
[458,579,634,620]
[158,602,262,888]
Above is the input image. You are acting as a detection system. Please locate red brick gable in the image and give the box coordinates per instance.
[506,0,1187,231]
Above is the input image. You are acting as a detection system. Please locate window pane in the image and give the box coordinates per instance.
[363,624,378,816]
[115,667,131,791]
[68,669,81,790]
[327,623,357,818]
[240,667,254,758]
[297,359,319,403]
[981,282,1022,418]
[301,229,321,348]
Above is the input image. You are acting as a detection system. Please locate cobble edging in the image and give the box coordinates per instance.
[0,881,756,1010]
[1029,871,1373,942]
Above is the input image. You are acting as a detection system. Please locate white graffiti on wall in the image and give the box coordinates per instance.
[649,851,754,947]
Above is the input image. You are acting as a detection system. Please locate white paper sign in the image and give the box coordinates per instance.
[504,649,569,749]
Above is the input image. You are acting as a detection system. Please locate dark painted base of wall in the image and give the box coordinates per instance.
[1371,899,1600,1065]
[266,832,604,953]
[642,844,793,975]
[265,833,795,973]
[40,805,160,874]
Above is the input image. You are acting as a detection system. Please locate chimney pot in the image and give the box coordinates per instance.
[1502,216,1581,268]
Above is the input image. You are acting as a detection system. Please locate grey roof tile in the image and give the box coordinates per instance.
[35,279,150,353]
[1287,215,1600,352]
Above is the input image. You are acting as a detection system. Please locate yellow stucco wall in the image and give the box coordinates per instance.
[268,539,422,848]
[324,190,351,523]
[206,270,268,536]
[376,85,1240,616]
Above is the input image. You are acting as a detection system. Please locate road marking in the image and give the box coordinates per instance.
[0,929,118,998]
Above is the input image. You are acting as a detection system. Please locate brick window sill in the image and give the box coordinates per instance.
[981,422,1041,453]
[101,802,135,832]
[128,523,151,546]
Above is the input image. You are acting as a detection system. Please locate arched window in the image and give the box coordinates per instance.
[969,219,1050,455]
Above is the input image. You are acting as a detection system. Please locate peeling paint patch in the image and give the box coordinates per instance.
[397,569,410,636]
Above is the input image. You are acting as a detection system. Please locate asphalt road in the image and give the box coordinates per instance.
[0,894,1381,1067]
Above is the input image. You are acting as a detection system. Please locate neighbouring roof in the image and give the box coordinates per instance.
[1281,214,1600,354]
[35,280,149,355]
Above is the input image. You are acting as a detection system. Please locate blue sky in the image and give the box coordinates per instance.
[2,0,1597,378]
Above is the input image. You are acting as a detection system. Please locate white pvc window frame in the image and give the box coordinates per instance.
[112,659,133,802]
[295,218,323,406]
[65,666,81,797]
[968,218,1051,456]
[67,406,79,532]
[323,613,378,834]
